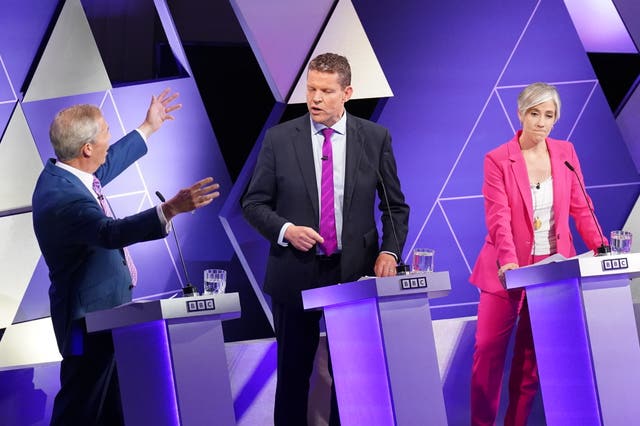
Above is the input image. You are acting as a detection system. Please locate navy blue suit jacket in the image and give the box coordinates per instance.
[242,113,409,306]
[32,131,167,356]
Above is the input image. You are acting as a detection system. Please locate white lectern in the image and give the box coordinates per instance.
[506,253,640,426]
[85,293,241,426]
[302,271,451,426]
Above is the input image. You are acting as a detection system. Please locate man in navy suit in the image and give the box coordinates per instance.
[242,53,409,425]
[32,88,220,426]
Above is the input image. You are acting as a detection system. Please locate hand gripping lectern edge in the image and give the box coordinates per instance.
[505,253,640,426]
[302,271,451,426]
[85,293,241,426]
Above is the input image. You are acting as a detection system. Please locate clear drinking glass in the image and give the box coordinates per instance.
[610,230,632,254]
[412,248,435,272]
[203,269,227,294]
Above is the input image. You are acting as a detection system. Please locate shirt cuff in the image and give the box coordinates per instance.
[380,250,398,261]
[156,204,170,234]
[278,222,293,247]
[135,128,148,144]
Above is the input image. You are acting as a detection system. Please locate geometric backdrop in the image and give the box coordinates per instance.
[1,0,639,374]
[1,0,639,424]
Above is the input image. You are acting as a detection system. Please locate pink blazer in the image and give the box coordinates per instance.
[470,132,606,293]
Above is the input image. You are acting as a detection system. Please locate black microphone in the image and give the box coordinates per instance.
[321,156,328,161]
[373,166,410,275]
[155,191,199,296]
[564,161,610,256]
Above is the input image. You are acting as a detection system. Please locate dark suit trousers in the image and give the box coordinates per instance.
[272,254,341,426]
[50,330,124,426]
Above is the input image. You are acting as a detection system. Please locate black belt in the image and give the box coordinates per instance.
[316,252,341,261]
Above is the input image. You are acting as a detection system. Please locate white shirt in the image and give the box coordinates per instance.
[531,176,556,255]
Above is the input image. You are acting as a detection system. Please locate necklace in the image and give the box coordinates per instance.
[532,182,542,230]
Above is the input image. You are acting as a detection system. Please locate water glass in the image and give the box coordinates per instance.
[610,230,632,254]
[412,248,435,272]
[203,269,227,295]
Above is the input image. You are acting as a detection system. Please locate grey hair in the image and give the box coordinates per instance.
[49,104,102,162]
[517,82,561,123]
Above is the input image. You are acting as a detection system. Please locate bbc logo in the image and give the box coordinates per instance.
[400,276,427,290]
[186,298,216,312]
[601,257,629,272]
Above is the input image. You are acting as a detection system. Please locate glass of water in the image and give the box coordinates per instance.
[412,248,435,272]
[610,230,632,254]
[203,269,227,295]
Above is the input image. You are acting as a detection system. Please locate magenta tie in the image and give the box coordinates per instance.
[319,128,338,256]
[92,177,138,286]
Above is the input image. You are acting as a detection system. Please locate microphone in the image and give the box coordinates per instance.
[321,156,328,161]
[564,161,610,256]
[372,166,410,275]
[155,191,199,296]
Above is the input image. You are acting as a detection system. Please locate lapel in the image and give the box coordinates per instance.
[507,135,534,232]
[343,113,365,218]
[291,115,320,219]
[547,138,566,223]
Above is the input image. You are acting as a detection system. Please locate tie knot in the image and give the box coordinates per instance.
[92,176,102,195]
[321,127,334,140]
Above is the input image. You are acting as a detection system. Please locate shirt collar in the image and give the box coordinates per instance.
[311,111,347,136]
[55,160,97,195]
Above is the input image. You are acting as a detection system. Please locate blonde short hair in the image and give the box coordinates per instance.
[517,82,561,123]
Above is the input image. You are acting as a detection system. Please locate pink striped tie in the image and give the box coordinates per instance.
[319,128,337,256]
[92,177,138,286]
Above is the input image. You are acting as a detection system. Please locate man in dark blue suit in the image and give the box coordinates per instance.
[242,53,410,425]
[32,88,220,426]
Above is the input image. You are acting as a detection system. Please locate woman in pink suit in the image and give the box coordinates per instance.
[469,82,607,426]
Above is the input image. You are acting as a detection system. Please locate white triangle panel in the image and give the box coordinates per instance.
[0,213,41,329]
[0,103,44,212]
[23,0,111,102]
[0,318,61,369]
[289,0,393,104]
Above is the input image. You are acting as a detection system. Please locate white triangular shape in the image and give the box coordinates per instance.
[23,0,111,102]
[0,103,44,212]
[0,213,42,329]
[289,0,393,104]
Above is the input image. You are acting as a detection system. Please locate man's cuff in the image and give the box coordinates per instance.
[134,128,148,144]
[156,204,170,234]
[380,250,398,261]
[278,222,293,246]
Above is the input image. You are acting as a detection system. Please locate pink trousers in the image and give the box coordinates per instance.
[470,287,539,426]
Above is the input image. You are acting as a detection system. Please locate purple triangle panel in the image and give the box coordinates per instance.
[230,0,333,101]
[573,185,640,253]
[0,66,15,103]
[21,92,106,163]
[153,0,193,76]
[12,257,51,323]
[442,94,514,198]
[96,93,145,199]
[0,1,60,97]
[0,102,16,140]
[498,0,596,86]
[110,79,234,262]
[569,88,639,185]
[412,203,479,320]
[613,0,640,51]
[440,198,488,275]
